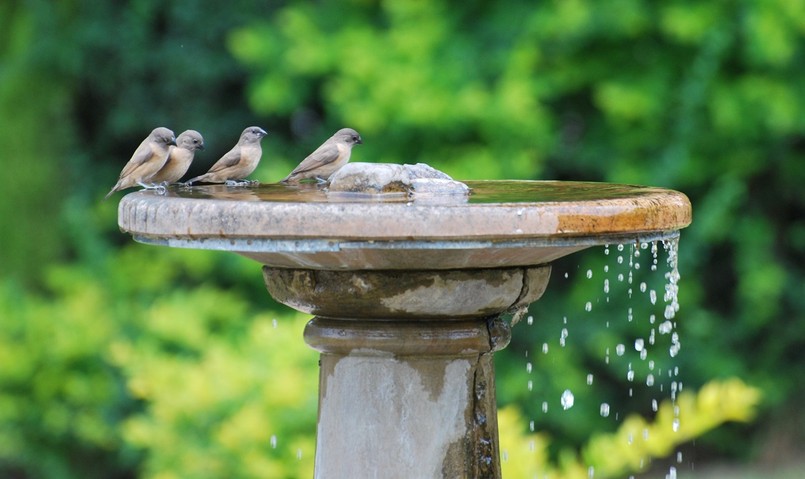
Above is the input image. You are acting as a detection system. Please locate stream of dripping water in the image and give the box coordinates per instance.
[512,238,683,478]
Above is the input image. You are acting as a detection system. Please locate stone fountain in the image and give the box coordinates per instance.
[117,164,691,478]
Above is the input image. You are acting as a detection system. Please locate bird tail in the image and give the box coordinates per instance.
[103,183,120,200]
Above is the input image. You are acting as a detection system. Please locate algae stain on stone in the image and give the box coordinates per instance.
[317,355,471,478]
[379,275,522,316]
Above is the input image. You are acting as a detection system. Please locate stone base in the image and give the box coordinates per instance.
[263,266,551,478]
[306,318,507,478]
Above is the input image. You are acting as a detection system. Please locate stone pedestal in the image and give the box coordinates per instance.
[118,178,691,478]
[263,266,551,479]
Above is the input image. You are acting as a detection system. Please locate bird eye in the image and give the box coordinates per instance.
[352,136,358,142]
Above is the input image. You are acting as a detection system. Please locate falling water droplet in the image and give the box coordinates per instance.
[526,362,532,374]
[634,338,644,351]
[585,301,592,312]
[650,290,657,305]
[586,269,593,279]
[640,282,647,293]
[272,318,278,328]
[529,420,535,432]
[616,344,625,356]
[527,315,533,326]
[646,374,655,386]
[588,466,595,478]
[669,332,681,357]
[603,279,610,294]
[542,343,549,354]
[542,401,548,413]
[587,374,594,385]
[600,403,610,417]
[667,466,677,479]
[297,448,303,460]
[669,343,681,357]
[270,435,277,448]
[560,390,575,410]
[617,255,624,264]
[652,399,658,411]
[527,380,533,391]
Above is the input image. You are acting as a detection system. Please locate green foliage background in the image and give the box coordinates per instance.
[1,0,803,477]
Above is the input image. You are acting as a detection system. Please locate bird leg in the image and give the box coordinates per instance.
[225,179,258,187]
[136,181,167,195]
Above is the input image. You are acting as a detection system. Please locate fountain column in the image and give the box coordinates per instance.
[117,177,691,478]
[263,266,551,478]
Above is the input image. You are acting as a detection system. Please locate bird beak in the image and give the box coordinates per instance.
[259,128,268,137]
[357,137,363,145]
[198,143,205,150]
[169,137,177,146]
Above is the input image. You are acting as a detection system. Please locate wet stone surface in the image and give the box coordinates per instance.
[328,162,470,197]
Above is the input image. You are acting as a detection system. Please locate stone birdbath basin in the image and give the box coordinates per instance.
[118,166,691,478]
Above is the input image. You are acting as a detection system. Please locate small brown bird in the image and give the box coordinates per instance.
[187,126,268,185]
[149,129,205,186]
[104,127,176,199]
[281,128,363,184]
